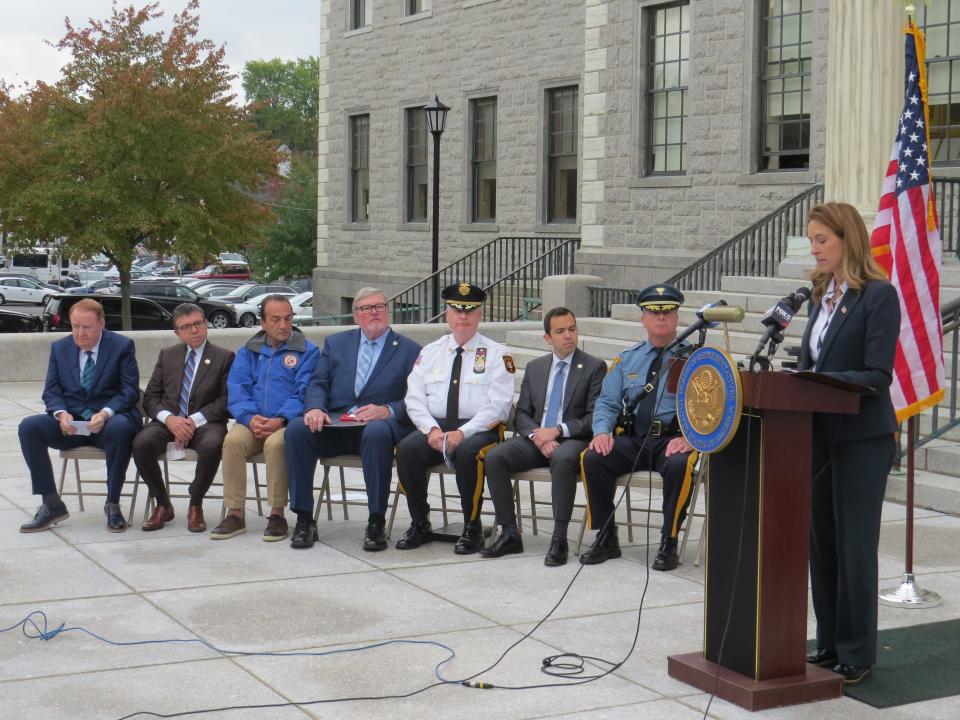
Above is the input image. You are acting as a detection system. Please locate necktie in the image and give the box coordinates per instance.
[178,349,196,416]
[355,340,376,396]
[543,360,567,428]
[446,347,464,423]
[81,351,95,391]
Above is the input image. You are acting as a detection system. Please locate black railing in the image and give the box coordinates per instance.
[664,184,825,292]
[389,236,579,324]
[916,296,960,447]
[589,287,639,318]
[934,177,960,258]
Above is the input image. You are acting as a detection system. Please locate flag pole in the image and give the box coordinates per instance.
[880,418,940,607]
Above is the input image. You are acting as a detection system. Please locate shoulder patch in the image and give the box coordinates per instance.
[608,355,622,372]
[503,354,516,374]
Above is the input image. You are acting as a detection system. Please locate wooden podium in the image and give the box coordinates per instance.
[668,370,864,711]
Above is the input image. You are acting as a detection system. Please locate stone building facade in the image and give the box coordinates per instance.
[314,1,948,316]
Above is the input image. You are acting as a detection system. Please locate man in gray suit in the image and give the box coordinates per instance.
[480,307,607,566]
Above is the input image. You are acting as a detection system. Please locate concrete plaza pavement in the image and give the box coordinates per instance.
[1,381,959,720]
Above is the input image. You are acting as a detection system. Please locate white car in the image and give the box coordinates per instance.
[233,291,296,328]
[290,292,313,316]
[0,276,53,305]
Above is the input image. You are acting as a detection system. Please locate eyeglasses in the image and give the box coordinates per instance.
[176,320,206,332]
[354,303,388,314]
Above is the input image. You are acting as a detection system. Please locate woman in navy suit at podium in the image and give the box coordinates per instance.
[798,202,900,685]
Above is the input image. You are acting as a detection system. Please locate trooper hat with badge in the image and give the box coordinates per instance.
[636,283,684,314]
[441,281,487,311]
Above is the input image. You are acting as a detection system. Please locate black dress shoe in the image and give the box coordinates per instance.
[832,663,871,685]
[580,525,621,565]
[20,503,69,533]
[396,521,433,550]
[479,527,523,558]
[805,648,839,667]
[104,502,127,533]
[290,515,318,549]
[454,520,484,555]
[544,538,568,566]
[652,537,679,571]
[363,517,388,552]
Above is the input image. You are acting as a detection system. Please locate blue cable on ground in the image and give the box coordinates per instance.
[2,609,458,682]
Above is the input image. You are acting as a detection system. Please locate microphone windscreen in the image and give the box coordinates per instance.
[701,305,745,323]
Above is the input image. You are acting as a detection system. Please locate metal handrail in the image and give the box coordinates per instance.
[933,177,960,259]
[916,295,960,447]
[665,184,825,291]
[389,236,579,324]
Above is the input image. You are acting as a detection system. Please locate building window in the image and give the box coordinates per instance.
[647,2,689,174]
[405,107,428,223]
[923,0,960,164]
[547,86,578,223]
[350,115,369,223]
[407,0,431,14]
[470,97,497,222]
[759,0,813,170]
[351,0,372,30]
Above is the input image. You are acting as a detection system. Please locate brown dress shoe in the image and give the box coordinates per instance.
[210,513,246,539]
[142,504,174,531]
[187,506,207,533]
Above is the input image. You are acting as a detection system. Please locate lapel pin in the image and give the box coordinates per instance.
[393,340,398,346]
[577,363,583,369]
[204,358,211,364]
[840,307,847,314]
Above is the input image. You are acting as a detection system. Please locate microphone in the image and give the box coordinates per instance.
[668,299,744,350]
[752,287,811,358]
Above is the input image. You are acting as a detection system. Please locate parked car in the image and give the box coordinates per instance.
[44,293,173,331]
[195,282,245,298]
[0,276,54,306]
[0,308,43,332]
[218,252,247,264]
[219,283,296,303]
[232,291,297,328]
[129,280,236,328]
[140,259,179,276]
[0,272,64,292]
[291,292,314,324]
[66,279,120,295]
[289,277,313,293]
[185,263,251,281]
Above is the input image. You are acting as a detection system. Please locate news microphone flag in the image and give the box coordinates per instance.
[870,19,945,422]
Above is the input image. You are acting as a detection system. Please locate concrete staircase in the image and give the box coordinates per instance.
[502,268,960,516]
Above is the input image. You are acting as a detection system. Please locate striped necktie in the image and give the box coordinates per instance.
[543,360,567,428]
[178,349,197,416]
[355,340,375,396]
[81,351,95,391]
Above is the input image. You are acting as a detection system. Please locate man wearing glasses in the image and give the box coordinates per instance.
[580,283,697,572]
[395,282,515,555]
[285,287,421,551]
[132,303,235,533]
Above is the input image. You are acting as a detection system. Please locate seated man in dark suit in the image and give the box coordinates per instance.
[480,307,606,566]
[286,287,421,551]
[133,303,235,533]
[19,298,141,533]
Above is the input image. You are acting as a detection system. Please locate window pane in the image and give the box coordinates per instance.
[471,97,497,222]
[351,115,369,222]
[923,5,960,164]
[646,2,690,175]
[406,108,427,222]
[547,87,578,222]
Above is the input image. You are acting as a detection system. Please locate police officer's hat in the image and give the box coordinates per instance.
[442,282,486,310]
[636,283,684,312]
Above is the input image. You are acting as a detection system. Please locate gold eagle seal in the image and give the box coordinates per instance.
[685,366,725,434]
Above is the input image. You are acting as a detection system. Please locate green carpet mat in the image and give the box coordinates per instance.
[810,619,960,708]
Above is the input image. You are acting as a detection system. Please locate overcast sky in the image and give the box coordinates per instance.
[0,1,322,101]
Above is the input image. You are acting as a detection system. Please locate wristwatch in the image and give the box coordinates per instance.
[554,425,563,436]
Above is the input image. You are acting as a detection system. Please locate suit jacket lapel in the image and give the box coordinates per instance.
[815,290,860,370]
[532,355,551,418]
[799,303,819,370]
[364,330,396,390]
[562,349,583,413]
[346,329,361,396]
[88,331,111,392]
[189,344,212,401]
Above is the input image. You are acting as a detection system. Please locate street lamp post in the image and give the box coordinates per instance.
[424,95,449,319]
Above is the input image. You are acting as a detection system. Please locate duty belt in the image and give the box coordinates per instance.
[649,418,680,437]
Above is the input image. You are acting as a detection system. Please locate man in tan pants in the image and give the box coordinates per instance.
[211,296,319,541]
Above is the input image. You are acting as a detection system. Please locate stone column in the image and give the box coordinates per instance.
[580,0,611,248]
[824,0,906,222]
[315,1,332,269]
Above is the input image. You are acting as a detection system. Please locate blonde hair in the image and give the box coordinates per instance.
[807,202,887,303]
[69,298,105,321]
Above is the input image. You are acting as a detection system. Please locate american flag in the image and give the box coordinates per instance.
[870,20,945,422]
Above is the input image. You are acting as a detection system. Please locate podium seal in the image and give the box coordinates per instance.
[677,346,742,453]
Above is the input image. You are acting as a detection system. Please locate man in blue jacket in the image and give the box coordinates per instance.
[19,298,141,533]
[210,296,319,542]
[286,288,421,551]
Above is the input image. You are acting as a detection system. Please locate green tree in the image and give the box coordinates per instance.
[0,1,276,329]
[242,58,319,155]
[247,157,317,281]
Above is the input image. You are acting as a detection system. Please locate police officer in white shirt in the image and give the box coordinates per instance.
[395,282,515,554]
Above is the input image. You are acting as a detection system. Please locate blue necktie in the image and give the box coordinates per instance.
[543,360,567,428]
[355,340,375,396]
[81,351,95,391]
[178,349,197,416]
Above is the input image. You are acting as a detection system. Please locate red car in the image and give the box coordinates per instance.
[185,263,251,280]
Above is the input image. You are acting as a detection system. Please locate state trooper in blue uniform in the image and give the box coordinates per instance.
[580,283,698,571]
